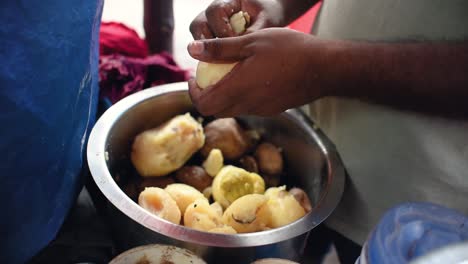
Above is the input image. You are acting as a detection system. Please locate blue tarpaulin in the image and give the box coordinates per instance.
[0,0,103,262]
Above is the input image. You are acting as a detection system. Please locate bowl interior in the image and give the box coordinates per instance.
[105,91,328,207]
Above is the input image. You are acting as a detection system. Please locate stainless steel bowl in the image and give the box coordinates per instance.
[87,82,345,263]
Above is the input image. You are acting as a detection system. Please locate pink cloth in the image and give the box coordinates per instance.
[98,22,189,103]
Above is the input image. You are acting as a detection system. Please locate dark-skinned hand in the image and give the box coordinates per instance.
[187,28,330,117]
[190,0,286,39]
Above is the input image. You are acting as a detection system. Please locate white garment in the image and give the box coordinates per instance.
[309,0,468,244]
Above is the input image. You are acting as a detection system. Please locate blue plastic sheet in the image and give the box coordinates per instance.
[0,1,103,262]
[359,202,468,264]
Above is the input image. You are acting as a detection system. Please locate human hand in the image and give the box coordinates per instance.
[187,28,328,117]
[189,0,286,39]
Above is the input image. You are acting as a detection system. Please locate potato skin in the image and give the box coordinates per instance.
[239,156,259,173]
[201,118,249,160]
[289,187,312,213]
[254,142,284,175]
[174,166,212,192]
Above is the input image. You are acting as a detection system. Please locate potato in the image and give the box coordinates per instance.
[164,183,207,214]
[264,186,306,228]
[289,187,312,213]
[202,186,213,200]
[131,113,205,177]
[208,226,237,234]
[201,118,250,160]
[174,166,212,192]
[222,194,271,233]
[138,187,181,224]
[202,149,224,177]
[196,62,237,89]
[263,174,281,188]
[184,199,223,232]
[212,165,265,209]
[195,12,249,89]
[254,142,284,175]
[210,202,224,217]
[239,156,259,173]
[229,11,250,34]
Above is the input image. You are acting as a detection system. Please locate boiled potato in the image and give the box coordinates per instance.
[175,166,212,192]
[289,187,312,213]
[230,11,250,34]
[131,113,205,177]
[212,165,265,209]
[210,202,224,217]
[201,118,250,160]
[222,194,271,233]
[264,186,306,228]
[202,186,213,200]
[164,183,207,214]
[254,142,284,175]
[196,62,237,89]
[202,149,224,177]
[138,187,181,224]
[195,11,249,89]
[184,199,223,231]
[239,155,259,174]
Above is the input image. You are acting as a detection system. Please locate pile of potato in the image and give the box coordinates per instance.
[126,113,312,234]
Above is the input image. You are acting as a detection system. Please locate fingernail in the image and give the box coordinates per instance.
[188,41,204,55]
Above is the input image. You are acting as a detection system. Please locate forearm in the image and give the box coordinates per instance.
[317,40,468,115]
[277,0,319,26]
[144,0,174,54]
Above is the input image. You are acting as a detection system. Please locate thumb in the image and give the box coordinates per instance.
[187,36,250,63]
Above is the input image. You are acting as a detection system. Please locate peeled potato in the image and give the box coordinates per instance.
[212,165,265,209]
[201,118,250,160]
[131,113,205,177]
[184,198,223,232]
[229,11,250,34]
[264,186,306,228]
[164,183,207,214]
[195,11,249,89]
[202,148,224,177]
[222,194,271,233]
[210,202,224,217]
[138,187,181,224]
[289,187,312,213]
[196,62,237,89]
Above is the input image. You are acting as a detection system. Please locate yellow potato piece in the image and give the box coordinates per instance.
[222,194,271,233]
[264,186,306,228]
[212,165,265,209]
[184,199,223,232]
[202,148,224,177]
[229,11,250,34]
[195,11,249,89]
[131,113,205,177]
[165,183,206,214]
[138,187,181,224]
[196,62,237,89]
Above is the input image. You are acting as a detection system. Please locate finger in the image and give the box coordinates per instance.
[187,36,250,63]
[188,78,235,116]
[205,0,242,38]
[190,11,215,40]
[244,13,270,33]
